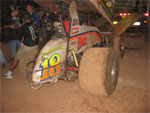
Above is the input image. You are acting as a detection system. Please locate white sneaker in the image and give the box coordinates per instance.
[3,71,13,79]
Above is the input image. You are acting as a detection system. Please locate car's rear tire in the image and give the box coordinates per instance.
[124,36,145,49]
[79,48,119,96]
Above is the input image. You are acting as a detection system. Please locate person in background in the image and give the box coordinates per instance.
[39,12,53,48]
[3,13,38,79]
[25,3,40,26]
[4,5,22,64]
[42,12,53,40]
[25,3,40,46]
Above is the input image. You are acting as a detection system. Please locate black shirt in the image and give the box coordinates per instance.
[21,22,38,47]
[5,16,22,41]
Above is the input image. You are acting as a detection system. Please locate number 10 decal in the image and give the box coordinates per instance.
[40,54,61,81]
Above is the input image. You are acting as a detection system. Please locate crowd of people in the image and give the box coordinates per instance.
[0,3,53,79]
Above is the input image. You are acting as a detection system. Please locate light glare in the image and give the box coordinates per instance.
[133,22,141,26]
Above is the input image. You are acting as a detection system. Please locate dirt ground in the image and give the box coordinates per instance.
[0,42,149,112]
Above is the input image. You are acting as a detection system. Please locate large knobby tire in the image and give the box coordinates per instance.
[124,36,145,49]
[19,49,38,75]
[79,48,119,96]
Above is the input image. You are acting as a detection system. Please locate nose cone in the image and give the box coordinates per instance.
[32,58,42,83]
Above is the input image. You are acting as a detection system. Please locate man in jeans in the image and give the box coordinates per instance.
[3,13,38,79]
[4,5,22,63]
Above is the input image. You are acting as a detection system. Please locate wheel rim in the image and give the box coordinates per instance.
[106,53,119,95]
[109,57,118,90]
[121,45,125,51]
[110,60,116,86]
[120,44,125,58]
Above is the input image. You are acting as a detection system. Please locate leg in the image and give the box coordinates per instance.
[9,40,17,57]
[16,40,21,52]
[3,44,24,79]
[8,44,27,72]
[3,44,38,79]
[0,48,7,68]
[0,48,6,64]
[10,44,38,72]
[8,40,16,63]
[9,44,28,72]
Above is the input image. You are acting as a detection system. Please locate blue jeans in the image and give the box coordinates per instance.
[9,40,21,57]
[0,48,6,64]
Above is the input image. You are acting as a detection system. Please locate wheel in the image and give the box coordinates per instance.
[79,48,119,96]
[124,36,145,49]
[19,49,38,76]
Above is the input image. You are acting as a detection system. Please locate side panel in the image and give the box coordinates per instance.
[69,2,103,54]
[32,39,67,83]
[69,26,103,54]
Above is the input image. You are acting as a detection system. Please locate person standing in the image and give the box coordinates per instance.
[43,13,53,39]
[25,3,41,48]
[3,13,38,79]
[25,3,40,27]
[4,5,22,63]
[40,12,53,45]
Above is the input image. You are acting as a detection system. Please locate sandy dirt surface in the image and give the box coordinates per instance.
[0,42,149,112]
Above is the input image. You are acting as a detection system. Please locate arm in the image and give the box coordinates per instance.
[21,36,24,42]
[34,12,40,26]
[4,24,15,29]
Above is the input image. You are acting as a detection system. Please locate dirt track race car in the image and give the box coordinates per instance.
[19,0,143,96]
